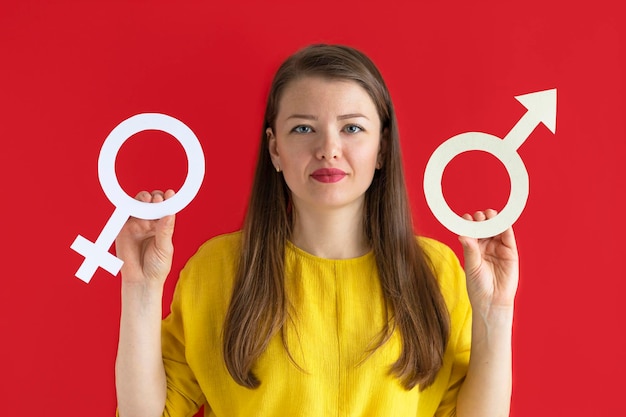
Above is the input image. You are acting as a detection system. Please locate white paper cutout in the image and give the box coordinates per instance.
[423,89,556,238]
[71,113,205,283]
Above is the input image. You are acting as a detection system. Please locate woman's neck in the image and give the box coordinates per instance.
[290,201,370,259]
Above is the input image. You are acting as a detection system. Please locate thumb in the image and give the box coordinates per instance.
[154,214,176,254]
[154,189,177,256]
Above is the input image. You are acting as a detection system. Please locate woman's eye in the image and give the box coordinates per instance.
[344,124,363,134]
[292,125,313,134]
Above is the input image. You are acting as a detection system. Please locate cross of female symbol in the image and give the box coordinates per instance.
[70,113,205,283]
[423,89,557,238]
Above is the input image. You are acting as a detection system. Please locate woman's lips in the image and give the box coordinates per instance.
[311,168,347,183]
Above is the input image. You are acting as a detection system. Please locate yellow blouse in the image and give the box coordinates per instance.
[160,231,471,417]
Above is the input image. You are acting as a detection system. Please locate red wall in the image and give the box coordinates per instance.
[1,1,624,415]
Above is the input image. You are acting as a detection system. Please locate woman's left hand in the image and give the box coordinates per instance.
[458,209,519,316]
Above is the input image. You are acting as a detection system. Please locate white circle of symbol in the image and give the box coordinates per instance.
[423,132,529,238]
[98,113,205,220]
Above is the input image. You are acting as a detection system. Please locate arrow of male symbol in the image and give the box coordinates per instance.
[423,88,557,238]
[505,88,557,149]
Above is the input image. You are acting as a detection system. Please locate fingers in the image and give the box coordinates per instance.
[462,208,497,222]
[135,190,152,203]
[459,209,495,253]
[459,208,517,251]
[150,189,176,203]
[151,190,165,203]
[134,189,176,203]
[128,190,177,233]
[164,189,175,200]
[459,210,493,246]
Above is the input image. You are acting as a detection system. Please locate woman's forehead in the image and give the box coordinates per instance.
[276,77,378,119]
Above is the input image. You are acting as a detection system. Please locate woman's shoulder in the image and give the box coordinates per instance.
[177,230,243,283]
[416,236,460,267]
[193,230,243,260]
[169,231,243,323]
[416,236,467,303]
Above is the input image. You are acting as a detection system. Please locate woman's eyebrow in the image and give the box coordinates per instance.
[285,113,369,121]
[286,114,317,121]
[338,113,369,120]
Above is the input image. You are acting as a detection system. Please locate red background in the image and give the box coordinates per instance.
[1,1,624,415]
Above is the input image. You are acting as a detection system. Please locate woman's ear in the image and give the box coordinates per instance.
[267,128,281,172]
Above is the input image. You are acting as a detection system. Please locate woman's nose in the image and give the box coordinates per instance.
[316,129,341,160]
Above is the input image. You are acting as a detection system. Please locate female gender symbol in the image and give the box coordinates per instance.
[423,89,556,238]
[71,113,205,283]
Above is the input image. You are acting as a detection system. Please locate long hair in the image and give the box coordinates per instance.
[222,44,450,390]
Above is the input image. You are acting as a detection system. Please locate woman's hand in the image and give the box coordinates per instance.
[115,190,174,416]
[458,209,519,317]
[456,210,518,417]
[115,189,176,286]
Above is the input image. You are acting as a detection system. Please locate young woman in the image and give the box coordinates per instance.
[115,44,518,417]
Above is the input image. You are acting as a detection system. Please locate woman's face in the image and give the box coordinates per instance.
[268,76,383,214]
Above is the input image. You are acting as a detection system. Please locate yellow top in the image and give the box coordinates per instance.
[160,231,471,417]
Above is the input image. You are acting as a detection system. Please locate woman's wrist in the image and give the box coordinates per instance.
[121,279,165,312]
[471,306,514,348]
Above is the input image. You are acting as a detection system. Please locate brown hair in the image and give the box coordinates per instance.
[223,44,450,390]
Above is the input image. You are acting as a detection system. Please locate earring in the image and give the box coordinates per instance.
[276,165,281,172]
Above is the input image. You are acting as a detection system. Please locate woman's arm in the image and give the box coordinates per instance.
[455,209,519,417]
[115,190,176,417]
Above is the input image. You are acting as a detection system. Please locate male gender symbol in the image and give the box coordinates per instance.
[423,89,556,238]
[71,113,205,283]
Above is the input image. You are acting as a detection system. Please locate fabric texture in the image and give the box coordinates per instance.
[158,231,471,417]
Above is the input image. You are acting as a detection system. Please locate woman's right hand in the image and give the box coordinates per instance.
[115,189,176,286]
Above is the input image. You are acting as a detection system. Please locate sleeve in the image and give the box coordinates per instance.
[159,259,207,417]
[420,238,472,417]
[434,301,471,417]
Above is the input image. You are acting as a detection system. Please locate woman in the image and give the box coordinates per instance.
[115,44,518,417]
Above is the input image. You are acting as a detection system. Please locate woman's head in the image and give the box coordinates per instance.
[258,44,403,222]
[267,75,383,214]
